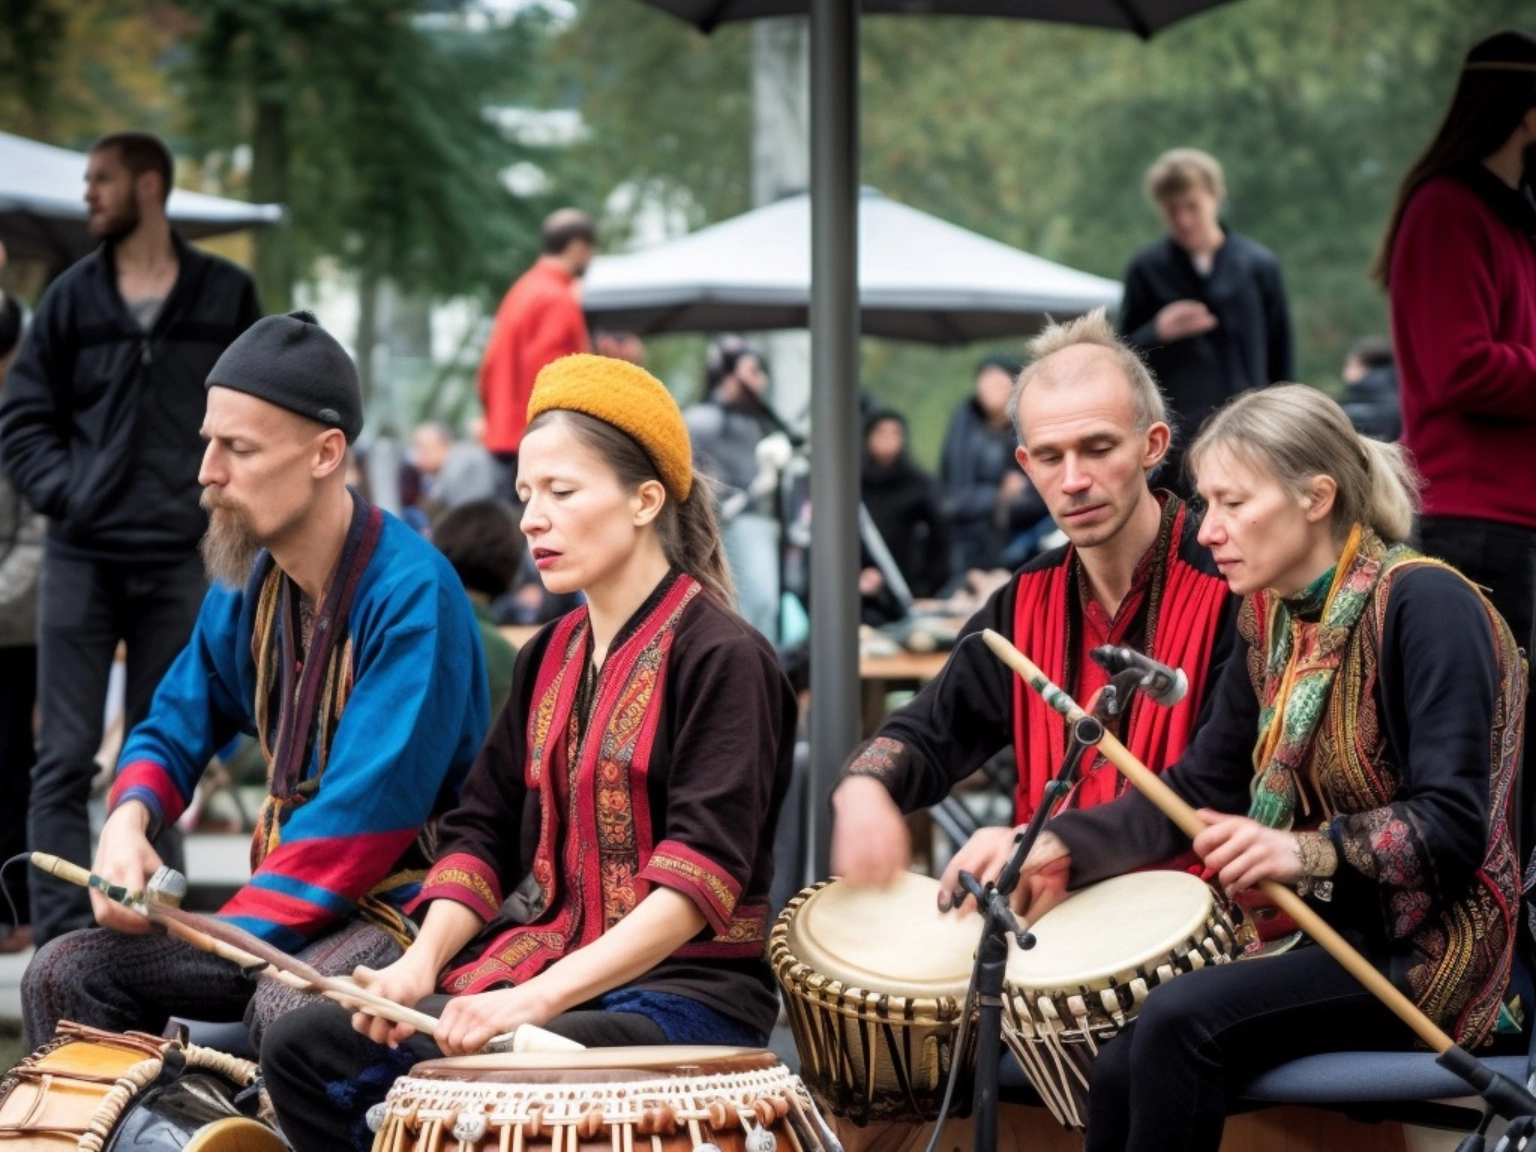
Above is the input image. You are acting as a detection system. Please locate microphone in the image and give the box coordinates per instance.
[1090,645,1188,707]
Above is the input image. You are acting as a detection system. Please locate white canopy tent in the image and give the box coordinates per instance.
[0,131,283,271]
[582,187,1120,343]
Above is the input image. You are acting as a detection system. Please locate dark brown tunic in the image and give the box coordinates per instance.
[415,572,797,1037]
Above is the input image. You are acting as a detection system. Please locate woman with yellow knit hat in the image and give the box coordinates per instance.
[260,354,798,1152]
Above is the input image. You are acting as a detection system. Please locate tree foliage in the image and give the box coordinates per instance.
[0,0,185,145]
[560,0,1529,466]
[175,0,564,309]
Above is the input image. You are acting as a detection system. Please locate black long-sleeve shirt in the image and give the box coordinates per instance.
[1120,230,1294,439]
[0,233,260,562]
[1051,565,1514,1024]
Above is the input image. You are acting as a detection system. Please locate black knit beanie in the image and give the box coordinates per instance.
[206,309,363,443]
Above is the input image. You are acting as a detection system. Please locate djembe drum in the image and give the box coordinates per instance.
[366,1047,838,1152]
[1002,870,1246,1129]
[770,873,979,1124]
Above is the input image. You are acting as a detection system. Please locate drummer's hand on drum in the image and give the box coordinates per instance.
[1192,809,1303,894]
[936,826,1019,913]
[1011,832,1073,923]
[91,801,162,934]
[830,776,911,887]
[349,950,441,1047]
[434,984,555,1057]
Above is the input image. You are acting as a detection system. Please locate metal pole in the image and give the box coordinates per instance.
[806,0,859,879]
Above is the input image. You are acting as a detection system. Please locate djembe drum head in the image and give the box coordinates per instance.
[771,873,980,1124]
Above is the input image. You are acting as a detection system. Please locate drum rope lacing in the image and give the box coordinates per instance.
[377,1065,821,1149]
[78,1043,262,1152]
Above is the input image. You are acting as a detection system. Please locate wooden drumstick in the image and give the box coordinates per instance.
[30,852,446,1039]
[980,627,1457,1054]
[148,909,447,1036]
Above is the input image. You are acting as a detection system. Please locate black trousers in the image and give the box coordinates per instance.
[21,918,401,1053]
[0,644,37,928]
[1084,945,1412,1152]
[260,997,667,1152]
[1417,517,1536,853]
[30,552,205,944]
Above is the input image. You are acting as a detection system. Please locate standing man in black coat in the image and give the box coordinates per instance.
[0,131,261,945]
[1119,148,1293,495]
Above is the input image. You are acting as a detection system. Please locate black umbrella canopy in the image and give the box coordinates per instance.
[642,0,1236,37]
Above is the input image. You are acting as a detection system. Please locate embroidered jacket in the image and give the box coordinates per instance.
[110,498,488,951]
[416,572,797,1039]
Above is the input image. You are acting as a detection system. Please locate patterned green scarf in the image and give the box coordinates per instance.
[1248,525,1402,828]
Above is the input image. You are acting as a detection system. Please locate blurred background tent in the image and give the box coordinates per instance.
[582,187,1122,343]
[0,130,283,278]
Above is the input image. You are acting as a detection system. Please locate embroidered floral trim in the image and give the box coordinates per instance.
[846,736,905,783]
[422,852,502,919]
[642,842,741,931]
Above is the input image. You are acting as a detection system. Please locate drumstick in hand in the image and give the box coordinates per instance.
[980,627,1456,1054]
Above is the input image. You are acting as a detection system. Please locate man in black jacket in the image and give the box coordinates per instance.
[1119,148,1293,496]
[0,131,261,945]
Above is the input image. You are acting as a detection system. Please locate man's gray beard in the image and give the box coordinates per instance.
[200,504,263,590]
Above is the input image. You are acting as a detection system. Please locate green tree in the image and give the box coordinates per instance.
[175,0,563,314]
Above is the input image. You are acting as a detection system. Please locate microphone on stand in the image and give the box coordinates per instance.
[1090,645,1188,707]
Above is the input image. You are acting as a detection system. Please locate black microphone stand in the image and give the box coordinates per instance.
[955,668,1146,1152]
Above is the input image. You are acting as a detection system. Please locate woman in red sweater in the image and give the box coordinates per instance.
[1377,30,1536,841]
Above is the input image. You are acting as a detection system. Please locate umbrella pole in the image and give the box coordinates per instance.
[806,0,861,881]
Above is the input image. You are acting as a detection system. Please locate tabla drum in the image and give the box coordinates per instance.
[366,1046,840,1152]
[769,873,979,1124]
[0,1020,284,1151]
[1002,870,1245,1129]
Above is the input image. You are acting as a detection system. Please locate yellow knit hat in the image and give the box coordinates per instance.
[526,353,693,502]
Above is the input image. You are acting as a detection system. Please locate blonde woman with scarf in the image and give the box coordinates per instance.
[1015,383,1525,1152]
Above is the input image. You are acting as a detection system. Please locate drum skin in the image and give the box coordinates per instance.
[771,875,979,1125]
[369,1046,837,1152]
[0,1024,282,1152]
[1002,871,1244,1129]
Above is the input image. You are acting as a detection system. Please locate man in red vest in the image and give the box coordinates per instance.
[478,209,595,478]
[831,309,1237,904]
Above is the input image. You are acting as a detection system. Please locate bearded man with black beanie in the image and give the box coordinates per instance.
[20,310,488,1057]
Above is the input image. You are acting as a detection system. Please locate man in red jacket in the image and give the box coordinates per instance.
[478,209,595,479]
[1376,29,1536,843]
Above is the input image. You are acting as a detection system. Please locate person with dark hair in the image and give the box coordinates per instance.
[684,340,794,641]
[19,311,488,1053]
[0,129,262,946]
[261,354,797,1152]
[478,208,596,482]
[939,352,1050,575]
[1119,148,1294,496]
[1339,335,1400,442]
[859,408,950,621]
[88,131,174,204]
[432,499,523,714]
[1378,29,1536,849]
